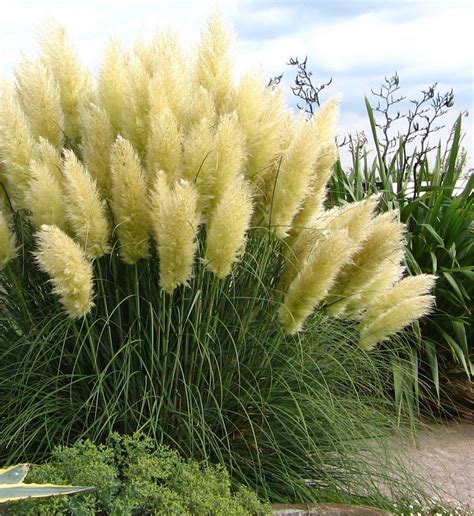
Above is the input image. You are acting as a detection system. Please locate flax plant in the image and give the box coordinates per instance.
[0,15,436,507]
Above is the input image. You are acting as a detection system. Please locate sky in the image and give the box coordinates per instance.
[1,0,473,168]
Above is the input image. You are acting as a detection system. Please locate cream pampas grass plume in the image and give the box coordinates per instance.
[291,97,340,232]
[110,136,150,263]
[183,117,216,200]
[185,85,216,131]
[209,113,246,210]
[121,56,150,157]
[80,103,115,197]
[267,115,319,238]
[360,293,435,350]
[25,160,67,231]
[15,58,64,149]
[63,150,110,258]
[279,197,377,294]
[0,15,435,343]
[327,211,406,317]
[364,274,436,322]
[150,174,200,292]
[344,257,405,317]
[146,107,183,181]
[235,73,286,187]
[99,39,127,134]
[194,13,233,113]
[148,31,190,126]
[206,176,253,278]
[39,23,93,141]
[279,229,357,334]
[0,212,16,269]
[35,138,63,184]
[35,224,94,318]
[0,81,36,208]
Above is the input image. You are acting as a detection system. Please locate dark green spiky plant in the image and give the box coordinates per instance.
[0,16,436,507]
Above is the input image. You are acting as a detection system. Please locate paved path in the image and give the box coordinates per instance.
[406,422,473,512]
[273,422,473,515]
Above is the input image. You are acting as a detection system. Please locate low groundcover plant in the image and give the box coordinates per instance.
[10,433,271,515]
[1,14,435,506]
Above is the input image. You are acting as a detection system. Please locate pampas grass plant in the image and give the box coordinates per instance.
[0,14,436,507]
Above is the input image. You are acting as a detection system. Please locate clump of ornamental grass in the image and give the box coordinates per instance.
[0,15,436,506]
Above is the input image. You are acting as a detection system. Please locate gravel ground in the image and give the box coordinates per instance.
[405,421,473,512]
[273,422,473,515]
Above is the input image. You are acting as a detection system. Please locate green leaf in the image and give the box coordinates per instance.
[420,223,445,247]
[364,96,387,184]
[442,271,468,305]
[0,465,29,484]
[424,341,440,399]
[0,484,94,504]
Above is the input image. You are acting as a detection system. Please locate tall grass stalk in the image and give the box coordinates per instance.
[1,227,432,505]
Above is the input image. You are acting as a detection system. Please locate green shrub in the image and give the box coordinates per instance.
[10,433,271,515]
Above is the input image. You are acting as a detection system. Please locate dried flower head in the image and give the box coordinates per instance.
[206,176,253,278]
[25,160,68,231]
[150,175,200,292]
[35,224,94,318]
[110,136,150,263]
[63,150,110,258]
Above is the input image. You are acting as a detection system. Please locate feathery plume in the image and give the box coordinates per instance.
[206,176,253,278]
[35,224,94,318]
[15,58,64,148]
[194,13,233,113]
[288,97,340,232]
[184,85,216,131]
[278,216,333,295]
[133,38,156,77]
[0,81,37,208]
[279,229,357,334]
[80,102,114,197]
[0,211,16,269]
[148,30,191,126]
[25,160,68,231]
[121,56,150,157]
[35,138,63,184]
[313,96,340,143]
[297,196,378,250]
[235,73,286,187]
[266,115,320,238]
[99,39,127,134]
[63,150,110,258]
[39,23,93,141]
[280,197,378,294]
[364,274,436,321]
[344,255,405,317]
[183,117,216,200]
[360,294,435,350]
[146,107,183,182]
[327,211,406,316]
[292,142,338,232]
[150,176,199,292]
[149,169,169,240]
[209,113,246,210]
[110,136,149,263]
